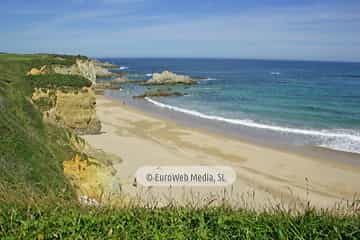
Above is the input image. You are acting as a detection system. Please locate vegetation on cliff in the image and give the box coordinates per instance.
[27,73,92,89]
[0,53,78,207]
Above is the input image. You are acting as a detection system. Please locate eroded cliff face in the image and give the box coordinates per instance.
[63,135,122,205]
[32,87,101,134]
[28,59,115,83]
[52,59,97,84]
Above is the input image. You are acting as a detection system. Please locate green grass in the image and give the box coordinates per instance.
[0,206,359,239]
[0,53,78,206]
[0,53,87,66]
[27,73,92,89]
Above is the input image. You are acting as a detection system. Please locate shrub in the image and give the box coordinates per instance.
[27,74,92,89]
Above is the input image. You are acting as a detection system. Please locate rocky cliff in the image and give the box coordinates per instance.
[52,59,97,84]
[63,135,122,205]
[26,57,120,134]
[28,59,117,83]
[32,87,101,134]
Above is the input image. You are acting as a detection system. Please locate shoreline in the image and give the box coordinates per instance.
[105,90,360,167]
[83,94,360,209]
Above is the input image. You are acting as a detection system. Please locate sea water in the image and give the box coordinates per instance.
[101,58,360,154]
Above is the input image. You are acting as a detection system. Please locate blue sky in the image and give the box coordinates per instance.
[1,0,360,61]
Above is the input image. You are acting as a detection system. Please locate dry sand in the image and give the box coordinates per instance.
[83,95,360,210]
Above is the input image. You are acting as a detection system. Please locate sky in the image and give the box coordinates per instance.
[1,0,360,61]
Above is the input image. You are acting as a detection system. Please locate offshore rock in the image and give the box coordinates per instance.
[133,90,185,98]
[144,71,196,85]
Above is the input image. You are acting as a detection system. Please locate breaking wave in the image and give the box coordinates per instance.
[145,97,360,154]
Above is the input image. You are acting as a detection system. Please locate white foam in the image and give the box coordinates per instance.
[119,66,129,70]
[320,139,360,154]
[145,97,360,154]
[146,73,153,77]
[204,77,217,81]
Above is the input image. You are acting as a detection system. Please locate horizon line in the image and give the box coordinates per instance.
[95,56,360,64]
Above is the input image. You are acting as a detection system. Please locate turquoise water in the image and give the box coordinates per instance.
[101,58,360,154]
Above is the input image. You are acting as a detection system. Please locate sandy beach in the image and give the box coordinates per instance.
[83,95,360,210]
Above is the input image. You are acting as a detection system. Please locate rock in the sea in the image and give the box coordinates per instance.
[91,59,119,77]
[92,59,118,69]
[110,77,145,84]
[111,77,128,83]
[95,81,122,94]
[94,64,114,78]
[133,90,186,98]
[144,70,196,85]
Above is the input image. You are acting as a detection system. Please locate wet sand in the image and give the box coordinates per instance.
[83,95,360,210]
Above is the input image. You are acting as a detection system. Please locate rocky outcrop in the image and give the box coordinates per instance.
[52,59,97,84]
[32,87,101,134]
[93,63,115,78]
[91,59,119,77]
[110,77,145,84]
[26,65,50,76]
[27,59,118,83]
[94,81,122,95]
[133,90,186,98]
[144,71,196,85]
[92,59,118,69]
[63,135,122,205]
[63,153,120,204]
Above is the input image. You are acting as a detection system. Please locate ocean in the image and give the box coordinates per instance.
[100,58,360,155]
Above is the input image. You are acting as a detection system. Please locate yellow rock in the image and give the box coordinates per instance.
[63,154,117,203]
[31,87,101,134]
[26,65,49,75]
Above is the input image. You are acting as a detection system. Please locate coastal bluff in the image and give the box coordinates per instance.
[27,58,116,84]
[32,87,101,134]
[27,57,116,134]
